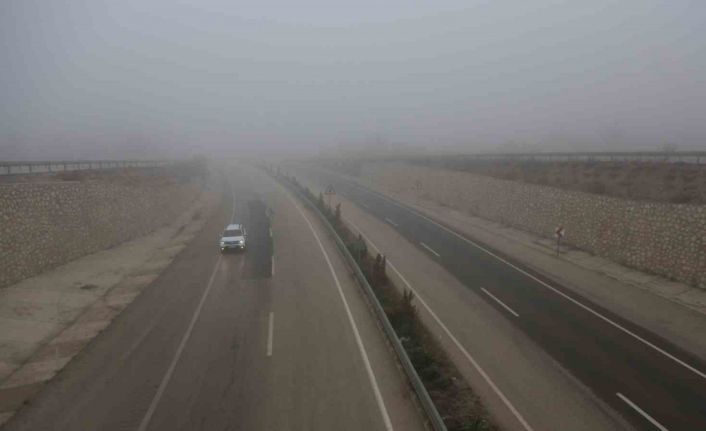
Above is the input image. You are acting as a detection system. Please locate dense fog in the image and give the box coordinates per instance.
[1,0,705,160]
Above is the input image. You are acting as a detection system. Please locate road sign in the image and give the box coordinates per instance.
[554,226,565,238]
[554,225,565,255]
[324,185,336,208]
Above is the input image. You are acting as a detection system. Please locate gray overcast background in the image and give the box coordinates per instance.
[1,0,705,160]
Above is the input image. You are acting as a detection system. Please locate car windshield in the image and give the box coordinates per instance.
[224,229,242,237]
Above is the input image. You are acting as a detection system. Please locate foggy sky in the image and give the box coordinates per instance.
[1,1,705,160]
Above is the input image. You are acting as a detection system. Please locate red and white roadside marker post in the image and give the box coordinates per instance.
[555,225,565,255]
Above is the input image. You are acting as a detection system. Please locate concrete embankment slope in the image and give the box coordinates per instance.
[0,170,203,288]
[350,160,705,290]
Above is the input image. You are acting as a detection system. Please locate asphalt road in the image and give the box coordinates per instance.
[301,168,706,431]
[3,167,424,431]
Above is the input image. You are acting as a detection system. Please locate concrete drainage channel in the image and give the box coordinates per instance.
[269,167,497,431]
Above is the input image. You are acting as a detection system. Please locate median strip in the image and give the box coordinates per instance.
[270,168,499,431]
[349,221,532,431]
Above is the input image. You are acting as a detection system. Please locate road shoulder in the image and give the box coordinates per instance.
[0,184,221,427]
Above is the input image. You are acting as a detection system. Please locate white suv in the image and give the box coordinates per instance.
[220,224,247,252]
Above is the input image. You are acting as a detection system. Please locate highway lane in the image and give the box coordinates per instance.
[300,168,706,431]
[3,167,424,431]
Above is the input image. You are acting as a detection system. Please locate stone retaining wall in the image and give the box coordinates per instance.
[359,161,706,289]
[0,179,201,288]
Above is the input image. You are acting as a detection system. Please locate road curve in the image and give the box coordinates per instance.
[3,167,424,431]
[301,168,706,431]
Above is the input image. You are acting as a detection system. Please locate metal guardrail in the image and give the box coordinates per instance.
[400,151,706,164]
[0,160,171,176]
[279,174,447,431]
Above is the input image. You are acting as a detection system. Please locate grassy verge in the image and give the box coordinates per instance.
[272,170,499,431]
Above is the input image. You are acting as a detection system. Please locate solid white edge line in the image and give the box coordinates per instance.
[348,220,534,431]
[384,217,399,227]
[267,312,274,357]
[286,193,394,431]
[137,255,222,431]
[419,242,440,258]
[138,179,237,431]
[481,288,520,318]
[351,183,706,381]
[271,255,275,276]
[616,393,669,431]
